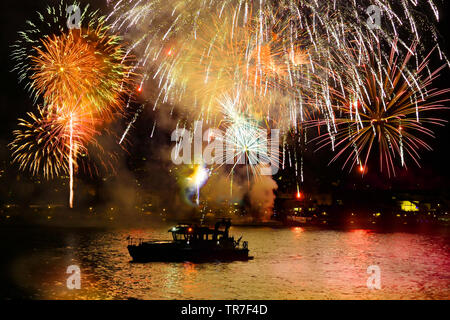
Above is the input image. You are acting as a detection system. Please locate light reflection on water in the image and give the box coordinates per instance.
[6,226,450,299]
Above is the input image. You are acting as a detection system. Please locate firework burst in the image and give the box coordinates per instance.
[12,1,133,115]
[9,105,97,180]
[312,40,450,176]
[217,94,280,177]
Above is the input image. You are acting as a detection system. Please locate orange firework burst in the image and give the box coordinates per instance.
[29,33,101,108]
[29,26,133,119]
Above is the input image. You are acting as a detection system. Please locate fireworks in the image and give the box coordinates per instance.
[107,0,446,122]
[108,1,321,129]
[312,40,450,176]
[187,164,210,205]
[29,32,130,118]
[17,7,133,117]
[219,94,280,177]
[106,0,448,181]
[8,0,450,212]
[10,1,134,207]
[151,6,317,125]
[175,164,210,206]
[9,105,96,179]
[29,33,102,108]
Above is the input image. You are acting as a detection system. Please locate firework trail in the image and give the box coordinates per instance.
[68,113,75,207]
[151,6,318,127]
[119,102,146,144]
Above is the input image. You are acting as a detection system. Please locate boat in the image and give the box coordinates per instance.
[127,218,253,262]
[285,214,314,226]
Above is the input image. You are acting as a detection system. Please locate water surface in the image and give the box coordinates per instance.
[1,225,449,299]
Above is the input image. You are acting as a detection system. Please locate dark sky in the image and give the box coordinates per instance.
[1,0,450,200]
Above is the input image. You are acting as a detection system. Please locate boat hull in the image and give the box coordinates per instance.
[128,243,252,262]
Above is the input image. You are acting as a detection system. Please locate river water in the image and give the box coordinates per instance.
[1,225,449,299]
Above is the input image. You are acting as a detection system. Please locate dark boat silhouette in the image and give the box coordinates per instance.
[127,218,253,262]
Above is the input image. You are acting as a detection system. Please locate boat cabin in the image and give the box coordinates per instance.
[169,218,232,243]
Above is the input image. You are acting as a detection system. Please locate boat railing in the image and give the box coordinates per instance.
[127,237,172,246]
[233,238,248,249]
